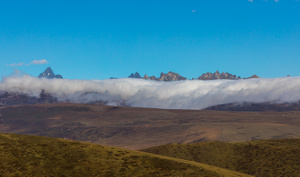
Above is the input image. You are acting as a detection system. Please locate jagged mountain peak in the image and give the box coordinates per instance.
[38,67,63,79]
[128,72,142,79]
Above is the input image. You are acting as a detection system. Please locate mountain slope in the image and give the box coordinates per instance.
[0,133,252,177]
[141,139,300,177]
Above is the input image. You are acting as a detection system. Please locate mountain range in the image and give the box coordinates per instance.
[38,67,258,81]
[129,71,259,81]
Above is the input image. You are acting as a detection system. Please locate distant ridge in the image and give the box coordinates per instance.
[38,67,63,79]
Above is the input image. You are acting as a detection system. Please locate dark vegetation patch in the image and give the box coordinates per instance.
[205,102,300,112]
[47,106,90,112]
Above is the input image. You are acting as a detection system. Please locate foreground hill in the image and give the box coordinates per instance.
[1,103,300,150]
[141,139,300,177]
[0,133,251,177]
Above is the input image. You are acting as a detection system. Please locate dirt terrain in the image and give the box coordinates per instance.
[0,103,300,150]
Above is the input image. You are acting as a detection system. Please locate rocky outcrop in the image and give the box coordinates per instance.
[38,67,63,79]
[197,71,240,80]
[143,74,158,80]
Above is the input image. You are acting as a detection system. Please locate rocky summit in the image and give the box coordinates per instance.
[158,71,187,81]
[142,71,187,81]
[197,70,241,80]
[38,67,63,79]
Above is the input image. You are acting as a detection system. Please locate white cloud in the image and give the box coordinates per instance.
[30,59,48,65]
[7,63,25,66]
[7,59,48,67]
[1,76,300,110]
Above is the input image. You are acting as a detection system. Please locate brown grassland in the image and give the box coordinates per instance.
[0,103,300,149]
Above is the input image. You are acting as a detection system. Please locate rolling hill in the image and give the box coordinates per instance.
[141,139,300,177]
[0,133,252,177]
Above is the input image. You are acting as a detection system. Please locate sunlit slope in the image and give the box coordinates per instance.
[142,139,300,177]
[0,133,252,177]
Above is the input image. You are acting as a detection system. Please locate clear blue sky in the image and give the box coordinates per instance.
[0,0,299,80]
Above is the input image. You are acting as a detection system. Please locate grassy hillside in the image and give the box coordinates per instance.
[0,133,251,177]
[141,139,300,177]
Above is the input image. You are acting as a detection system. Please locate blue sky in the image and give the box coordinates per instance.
[0,0,299,80]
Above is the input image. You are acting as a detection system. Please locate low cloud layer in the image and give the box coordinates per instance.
[0,75,300,109]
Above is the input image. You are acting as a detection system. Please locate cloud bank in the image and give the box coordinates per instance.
[0,75,300,109]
